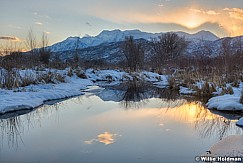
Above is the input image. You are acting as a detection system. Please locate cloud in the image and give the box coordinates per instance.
[33,12,51,19]
[0,36,21,42]
[190,8,220,15]
[206,10,220,15]
[224,8,243,20]
[190,8,202,13]
[85,4,242,36]
[35,22,43,25]
[44,31,51,34]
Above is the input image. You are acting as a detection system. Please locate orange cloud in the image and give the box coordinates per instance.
[206,10,220,15]
[224,8,243,20]
[88,5,243,36]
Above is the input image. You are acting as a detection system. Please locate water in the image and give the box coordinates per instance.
[0,84,242,163]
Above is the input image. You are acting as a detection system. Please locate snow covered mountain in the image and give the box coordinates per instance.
[48,29,219,52]
[48,29,243,64]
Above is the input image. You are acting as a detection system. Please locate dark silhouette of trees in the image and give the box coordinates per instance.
[39,32,51,65]
[151,32,187,67]
[122,36,144,71]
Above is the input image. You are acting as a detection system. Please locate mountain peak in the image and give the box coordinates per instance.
[193,30,219,41]
[48,29,221,52]
[98,29,122,36]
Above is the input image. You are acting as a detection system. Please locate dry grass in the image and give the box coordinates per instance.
[0,69,66,89]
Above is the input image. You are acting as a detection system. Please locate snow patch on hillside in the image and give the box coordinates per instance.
[48,29,219,52]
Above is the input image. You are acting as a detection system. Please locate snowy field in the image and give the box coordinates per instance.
[1,68,243,126]
[0,68,168,113]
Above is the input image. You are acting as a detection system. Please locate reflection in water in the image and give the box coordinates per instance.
[85,132,120,145]
[107,81,243,140]
[98,80,179,109]
[121,80,149,109]
[0,84,243,156]
[121,80,181,109]
[0,117,23,149]
[160,101,243,140]
[0,102,64,149]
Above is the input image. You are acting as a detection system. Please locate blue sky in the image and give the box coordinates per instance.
[0,0,243,47]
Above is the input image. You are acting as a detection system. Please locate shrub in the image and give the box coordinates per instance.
[75,68,87,79]
[37,71,65,84]
[0,69,21,89]
[168,77,178,90]
[240,90,243,104]
[226,86,234,95]
[67,68,73,77]
[195,82,215,97]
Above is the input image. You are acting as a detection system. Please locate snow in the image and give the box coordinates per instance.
[48,29,220,52]
[207,95,243,111]
[206,82,243,111]
[236,117,243,126]
[203,135,243,157]
[0,77,93,113]
[0,68,169,114]
[179,86,196,95]
[86,69,129,81]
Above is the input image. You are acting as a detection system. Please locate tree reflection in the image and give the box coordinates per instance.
[154,100,243,140]
[194,106,243,140]
[0,101,64,150]
[120,80,149,109]
[173,101,243,140]
[0,116,24,149]
[120,80,179,109]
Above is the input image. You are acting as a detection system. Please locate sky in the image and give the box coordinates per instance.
[0,0,243,48]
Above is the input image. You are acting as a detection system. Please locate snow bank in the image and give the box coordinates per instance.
[85,69,129,81]
[179,86,196,95]
[0,77,93,113]
[236,117,243,127]
[85,69,169,84]
[0,68,169,114]
[207,95,243,111]
[203,135,243,157]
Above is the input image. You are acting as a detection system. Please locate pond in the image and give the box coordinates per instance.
[0,82,243,163]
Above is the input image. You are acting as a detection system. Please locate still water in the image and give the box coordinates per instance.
[0,84,242,163]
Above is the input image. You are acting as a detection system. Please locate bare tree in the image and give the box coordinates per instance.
[122,36,144,71]
[25,29,37,55]
[220,38,232,78]
[151,32,187,67]
[39,32,51,65]
[73,36,81,66]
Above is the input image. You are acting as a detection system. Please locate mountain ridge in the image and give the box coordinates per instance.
[48,29,220,52]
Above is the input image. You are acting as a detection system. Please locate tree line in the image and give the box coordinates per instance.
[122,32,188,72]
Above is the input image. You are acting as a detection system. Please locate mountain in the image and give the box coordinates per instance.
[48,29,219,52]
[49,29,242,63]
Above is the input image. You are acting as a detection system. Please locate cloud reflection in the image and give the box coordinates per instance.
[85,132,120,145]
